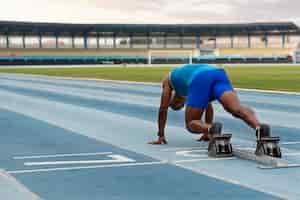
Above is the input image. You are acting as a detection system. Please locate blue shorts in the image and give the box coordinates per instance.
[187,69,233,109]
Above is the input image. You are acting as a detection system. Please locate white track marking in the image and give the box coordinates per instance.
[24,155,135,166]
[285,152,300,156]
[161,144,243,152]
[1,74,298,199]
[8,161,167,174]
[2,72,300,95]
[9,157,236,174]
[161,147,208,152]
[233,148,292,167]
[173,157,235,163]
[282,141,300,145]
[259,163,300,169]
[176,150,207,158]
[235,88,300,95]
[14,152,113,160]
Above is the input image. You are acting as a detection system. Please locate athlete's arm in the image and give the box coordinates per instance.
[148,78,172,144]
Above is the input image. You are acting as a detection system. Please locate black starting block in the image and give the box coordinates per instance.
[208,134,233,157]
[255,136,282,158]
[207,122,233,158]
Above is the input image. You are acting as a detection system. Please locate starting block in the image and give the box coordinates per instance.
[208,134,233,157]
[233,135,300,169]
[207,122,233,158]
[255,136,282,158]
[234,147,300,169]
[205,123,300,169]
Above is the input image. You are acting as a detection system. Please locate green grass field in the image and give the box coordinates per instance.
[0,65,300,92]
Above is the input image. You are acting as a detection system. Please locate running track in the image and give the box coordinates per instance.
[0,73,300,200]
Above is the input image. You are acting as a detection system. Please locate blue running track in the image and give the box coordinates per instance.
[0,73,300,200]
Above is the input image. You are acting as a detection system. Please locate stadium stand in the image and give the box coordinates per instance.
[216,48,294,57]
[0,21,299,65]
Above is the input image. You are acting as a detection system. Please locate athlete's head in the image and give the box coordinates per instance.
[170,92,186,111]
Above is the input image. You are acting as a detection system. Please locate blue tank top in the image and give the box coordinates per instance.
[170,64,219,96]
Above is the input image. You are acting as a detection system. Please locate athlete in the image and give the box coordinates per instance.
[149,64,265,145]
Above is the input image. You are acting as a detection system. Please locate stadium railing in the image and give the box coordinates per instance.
[0,55,292,65]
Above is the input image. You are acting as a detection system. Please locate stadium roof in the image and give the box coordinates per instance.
[0,21,299,36]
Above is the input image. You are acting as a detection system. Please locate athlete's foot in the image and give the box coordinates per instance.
[208,122,223,135]
[148,137,168,145]
[256,124,270,140]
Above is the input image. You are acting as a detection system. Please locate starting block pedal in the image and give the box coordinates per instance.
[207,122,233,158]
[208,134,233,158]
[255,136,282,158]
[255,124,282,158]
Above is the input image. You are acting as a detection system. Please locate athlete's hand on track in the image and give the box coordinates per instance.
[148,137,168,145]
[197,133,210,142]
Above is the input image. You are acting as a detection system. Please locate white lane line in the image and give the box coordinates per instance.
[14,152,113,160]
[24,155,135,166]
[8,161,167,174]
[285,152,300,156]
[173,157,236,163]
[175,150,207,158]
[9,156,235,175]
[235,87,300,96]
[5,72,300,95]
[161,147,208,152]
[161,144,243,152]
[259,163,300,169]
[282,142,300,145]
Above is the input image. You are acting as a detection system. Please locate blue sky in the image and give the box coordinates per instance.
[0,0,299,25]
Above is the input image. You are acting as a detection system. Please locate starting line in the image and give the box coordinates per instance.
[8,150,240,174]
[24,155,135,166]
[9,143,300,174]
[8,158,239,175]
[13,152,113,160]
[8,161,167,174]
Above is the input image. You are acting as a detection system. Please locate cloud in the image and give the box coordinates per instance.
[0,0,298,26]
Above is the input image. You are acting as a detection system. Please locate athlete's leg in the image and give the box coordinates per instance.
[205,103,214,124]
[185,71,213,135]
[218,91,260,129]
[185,106,210,134]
